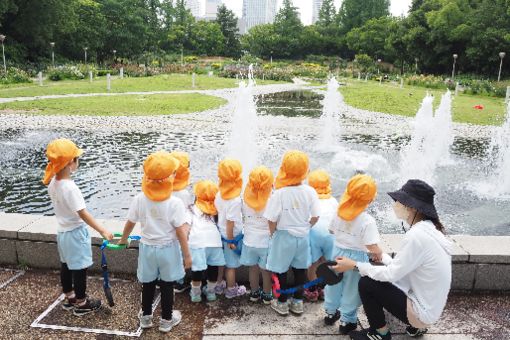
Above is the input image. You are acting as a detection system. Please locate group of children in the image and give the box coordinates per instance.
[44,138,383,335]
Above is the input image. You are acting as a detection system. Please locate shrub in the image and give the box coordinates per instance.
[0,67,31,84]
[47,65,84,81]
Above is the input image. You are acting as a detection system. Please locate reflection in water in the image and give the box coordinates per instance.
[256,90,323,117]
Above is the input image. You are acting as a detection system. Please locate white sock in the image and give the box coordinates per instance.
[191,283,201,295]
[207,281,217,292]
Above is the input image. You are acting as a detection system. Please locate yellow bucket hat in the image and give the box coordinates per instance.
[338,174,377,221]
[141,151,180,202]
[218,159,243,200]
[170,151,190,191]
[42,138,83,185]
[275,150,309,189]
[194,180,219,215]
[308,169,332,199]
[244,166,274,211]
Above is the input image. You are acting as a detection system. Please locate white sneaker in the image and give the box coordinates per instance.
[289,299,304,315]
[271,299,289,316]
[159,310,182,333]
[138,311,153,329]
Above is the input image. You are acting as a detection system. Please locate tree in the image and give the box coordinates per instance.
[337,0,390,34]
[345,17,394,60]
[192,21,224,56]
[216,4,241,57]
[273,0,303,58]
[167,0,195,53]
[241,24,277,59]
[316,0,336,28]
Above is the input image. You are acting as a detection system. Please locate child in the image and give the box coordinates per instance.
[240,166,274,304]
[324,174,382,335]
[214,159,246,298]
[43,138,113,316]
[264,150,320,316]
[170,151,193,293]
[304,169,338,302]
[188,180,226,302]
[119,151,192,333]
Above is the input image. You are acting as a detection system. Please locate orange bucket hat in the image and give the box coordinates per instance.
[308,169,332,199]
[42,138,83,185]
[275,150,309,189]
[141,151,180,202]
[170,151,190,191]
[194,180,219,215]
[244,166,274,211]
[338,174,377,221]
[218,159,243,200]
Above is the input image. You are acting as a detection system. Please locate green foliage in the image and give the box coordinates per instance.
[47,65,85,81]
[0,67,31,84]
[354,54,374,72]
[337,0,390,34]
[216,4,241,57]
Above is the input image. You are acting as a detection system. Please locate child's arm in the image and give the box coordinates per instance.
[226,220,236,249]
[268,220,277,236]
[119,220,136,245]
[176,224,192,269]
[366,244,383,262]
[309,216,319,226]
[77,209,113,240]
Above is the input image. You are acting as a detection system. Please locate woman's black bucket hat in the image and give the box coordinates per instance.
[388,179,438,220]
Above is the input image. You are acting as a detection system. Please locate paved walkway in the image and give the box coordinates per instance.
[0,269,508,339]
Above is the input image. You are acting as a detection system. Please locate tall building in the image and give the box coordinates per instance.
[242,0,278,33]
[184,0,201,18]
[312,0,324,24]
[205,0,222,20]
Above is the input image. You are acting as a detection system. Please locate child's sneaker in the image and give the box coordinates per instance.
[339,321,357,334]
[159,310,182,333]
[324,310,340,325]
[271,299,289,315]
[225,284,247,299]
[304,288,319,302]
[174,281,190,293]
[261,291,273,305]
[73,298,102,316]
[214,280,226,295]
[249,288,261,302]
[289,299,304,315]
[190,288,202,303]
[349,328,392,340]
[62,296,77,311]
[202,286,217,302]
[138,311,154,329]
[406,325,428,337]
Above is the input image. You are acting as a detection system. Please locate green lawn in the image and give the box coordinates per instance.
[0,74,285,98]
[339,80,507,126]
[0,93,227,116]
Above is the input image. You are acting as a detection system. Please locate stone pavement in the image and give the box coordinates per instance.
[0,268,508,339]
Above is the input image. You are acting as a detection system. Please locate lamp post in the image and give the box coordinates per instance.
[498,52,506,82]
[112,49,116,63]
[84,47,88,64]
[181,46,184,66]
[0,34,6,73]
[377,58,382,75]
[50,42,55,67]
[270,50,273,65]
[415,57,419,74]
[451,54,458,80]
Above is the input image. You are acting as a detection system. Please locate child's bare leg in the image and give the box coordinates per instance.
[226,267,236,288]
[249,265,260,291]
[217,266,225,283]
[307,257,324,282]
[261,268,272,294]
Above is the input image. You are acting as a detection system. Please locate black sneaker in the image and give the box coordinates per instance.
[261,291,273,305]
[324,310,341,325]
[339,321,357,334]
[406,325,428,337]
[249,288,261,302]
[174,281,190,293]
[62,296,77,311]
[349,328,391,340]
[73,298,102,316]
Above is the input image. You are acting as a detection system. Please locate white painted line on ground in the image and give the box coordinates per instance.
[30,293,162,337]
[0,269,25,289]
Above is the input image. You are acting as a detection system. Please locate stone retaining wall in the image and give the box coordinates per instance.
[1,213,509,291]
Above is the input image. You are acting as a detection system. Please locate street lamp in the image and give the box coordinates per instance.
[451,54,458,80]
[112,49,116,63]
[50,42,55,67]
[0,34,6,73]
[498,52,505,82]
[270,50,273,65]
[84,47,88,64]
[377,58,382,74]
[415,57,419,74]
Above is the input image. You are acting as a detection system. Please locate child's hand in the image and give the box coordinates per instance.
[183,255,192,270]
[229,243,237,250]
[102,230,114,241]
[118,237,129,246]
[370,251,383,263]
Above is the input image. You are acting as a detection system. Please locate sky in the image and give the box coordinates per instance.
[216,0,413,25]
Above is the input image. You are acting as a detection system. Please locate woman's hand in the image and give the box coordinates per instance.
[332,257,357,273]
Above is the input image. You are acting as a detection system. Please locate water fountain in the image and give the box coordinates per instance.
[318,77,343,150]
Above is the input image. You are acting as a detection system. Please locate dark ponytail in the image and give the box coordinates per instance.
[428,216,445,234]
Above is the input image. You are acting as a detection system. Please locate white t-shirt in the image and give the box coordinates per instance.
[328,212,380,251]
[214,194,243,238]
[48,178,87,232]
[242,203,270,248]
[173,189,193,224]
[357,220,452,325]
[312,197,338,232]
[127,193,187,246]
[263,184,321,237]
[188,205,222,249]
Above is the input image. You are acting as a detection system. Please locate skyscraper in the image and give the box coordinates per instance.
[184,0,201,18]
[242,0,279,33]
[205,0,222,20]
[312,0,324,24]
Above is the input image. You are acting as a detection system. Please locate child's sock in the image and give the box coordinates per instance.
[65,292,76,299]
[207,281,217,292]
[191,283,201,296]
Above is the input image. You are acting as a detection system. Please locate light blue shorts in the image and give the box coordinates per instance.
[266,230,311,274]
[222,240,243,269]
[191,247,226,272]
[57,225,93,270]
[310,226,335,263]
[240,243,268,269]
[137,242,185,283]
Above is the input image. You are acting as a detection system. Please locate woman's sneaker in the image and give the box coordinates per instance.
[339,321,357,334]
[271,299,289,315]
[214,280,226,295]
[406,326,428,337]
[225,284,247,299]
[324,310,340,325]
[73,298,102,316]
[304,288,319,302]
[62,296,77,311]
[159,310,182,333]
[138,311,154,329]
[348,328,392,340]
[249,288,261,302]
[202,286,217,302]
[261,291,273,305]
[289,299,304,315]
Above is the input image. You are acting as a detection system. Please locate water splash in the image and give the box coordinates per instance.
[318,77,343,149]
